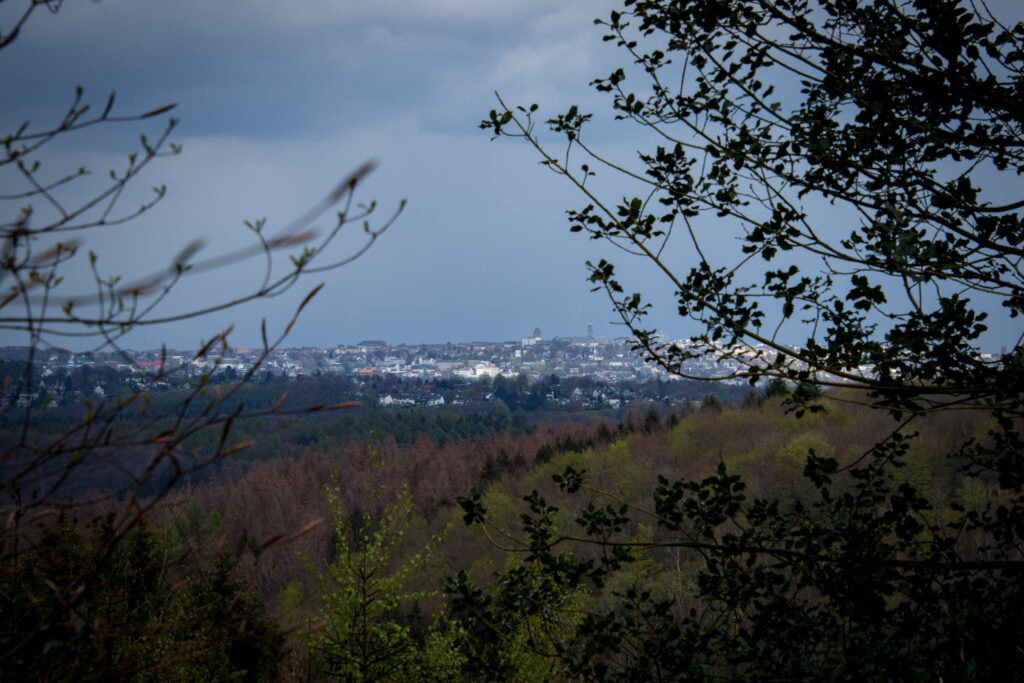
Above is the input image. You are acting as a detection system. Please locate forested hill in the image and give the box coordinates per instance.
[1,370,748,501]
[129,390,987,677]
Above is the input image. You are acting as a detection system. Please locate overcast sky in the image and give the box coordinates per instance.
[2,0,654,350]
[1,1,1020,352]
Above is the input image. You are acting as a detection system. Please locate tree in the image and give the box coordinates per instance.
[0,515,283,681]
[1,2,399,675]
[302,451,456,682]
[448,558,586,682]
[463,0,1024,678]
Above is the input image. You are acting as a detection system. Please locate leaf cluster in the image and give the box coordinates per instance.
[474,1,1024,677]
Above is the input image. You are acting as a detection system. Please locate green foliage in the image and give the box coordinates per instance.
[469,0,1024,678]
[302,452,453,682]
[163,498,225,552]
[401,613,468,683]
[448,558,585,682]
[479,448,528,488]
[456,438,1024,679]
[278,581,305,618]
[775,432,834,464]
[138,552,283,683]
[0,517,282,681]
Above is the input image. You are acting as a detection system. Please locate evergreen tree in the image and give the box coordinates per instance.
[302,447,457,682]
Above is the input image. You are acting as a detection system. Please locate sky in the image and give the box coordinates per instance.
[1,0,649,350]
[0,0,1020,352]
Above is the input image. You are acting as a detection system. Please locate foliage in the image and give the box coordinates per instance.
[484,0,1023,411]
[0,2,398,675]
[468,0,1024,678]
[139,551,284,683]
[0,515,282,681]
[448,558,585,682]
[301,448,453,682]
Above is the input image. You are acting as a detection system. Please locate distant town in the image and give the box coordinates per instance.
[0,326,766,410]
[3,326,1002,412]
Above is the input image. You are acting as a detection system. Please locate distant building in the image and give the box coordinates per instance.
[523,327,543,348]
[474,362,501,378]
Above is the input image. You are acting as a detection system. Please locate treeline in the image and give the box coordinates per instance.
[4,361,748,431]
[4,368,746,502]
[4,390,996,679]
[180,402,530,470]
[131,392,988,678]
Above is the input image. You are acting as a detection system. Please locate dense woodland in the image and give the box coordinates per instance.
[0,369,747,501]
[7,387,994,679]
[4,0,1024,679]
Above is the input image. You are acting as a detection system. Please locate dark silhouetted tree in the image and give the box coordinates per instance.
[463,0,1024,678]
